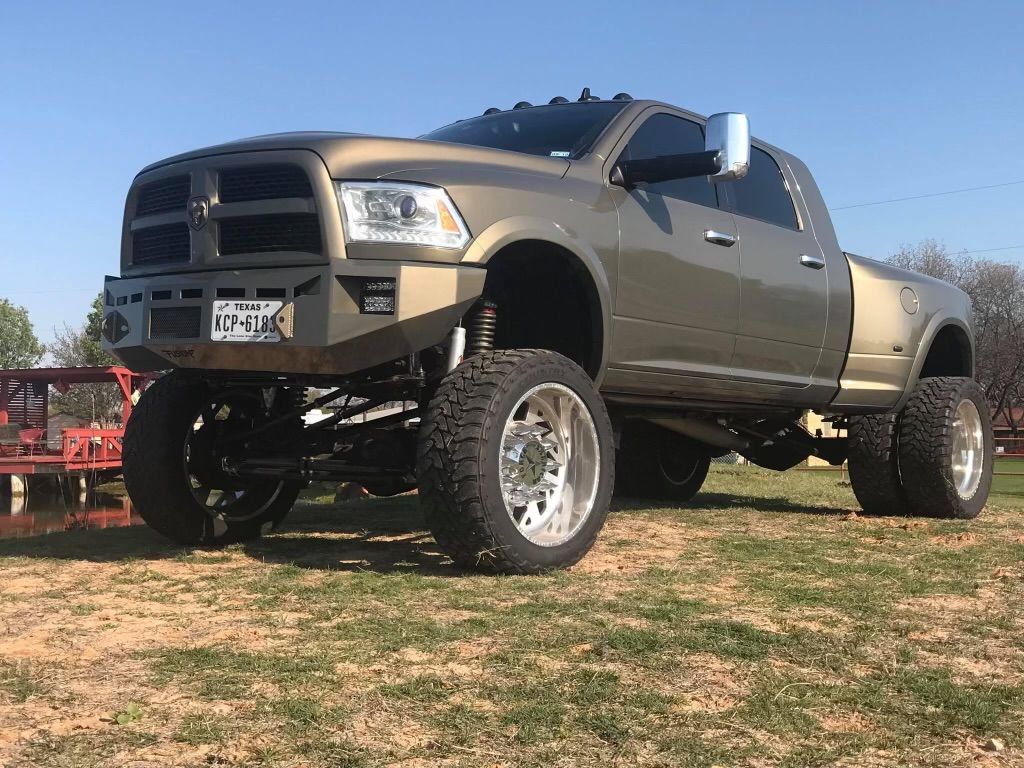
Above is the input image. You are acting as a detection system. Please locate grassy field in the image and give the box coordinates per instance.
[994,456,1024,498]
[0,467,1022,767]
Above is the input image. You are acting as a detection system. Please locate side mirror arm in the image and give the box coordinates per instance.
[610,150,722,189]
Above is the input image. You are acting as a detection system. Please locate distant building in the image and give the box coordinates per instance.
[48,413,90,432]
[46,413,90,449]
[992,408,1024,441]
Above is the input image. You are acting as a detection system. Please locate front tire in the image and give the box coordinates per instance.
[417,350,614,574]
[898,376,992,519]
[123,373,302,545]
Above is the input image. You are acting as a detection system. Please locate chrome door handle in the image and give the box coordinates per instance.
[800,253,826,270]
[704,230,737,247]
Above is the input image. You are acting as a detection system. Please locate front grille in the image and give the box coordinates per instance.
[219,213,321,256]
[136,176,190,217]
[132,223,190,265]
[150,306,202,340]
[219,165,312,203]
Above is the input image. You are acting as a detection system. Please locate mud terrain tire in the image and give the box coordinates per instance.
[898,376,992,519]
[417,350,614,574]
[848,412,909,516]
[123,373,301,545]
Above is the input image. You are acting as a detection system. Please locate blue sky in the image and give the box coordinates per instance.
[1,0,1022,345]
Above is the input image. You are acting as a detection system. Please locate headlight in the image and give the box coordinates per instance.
[335,181,471,249]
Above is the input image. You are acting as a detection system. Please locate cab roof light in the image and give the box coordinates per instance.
[479,89,632,116]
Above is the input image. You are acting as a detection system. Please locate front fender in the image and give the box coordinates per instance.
[462,216,614,386]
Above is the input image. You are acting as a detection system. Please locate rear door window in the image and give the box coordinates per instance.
[726,147,799,229]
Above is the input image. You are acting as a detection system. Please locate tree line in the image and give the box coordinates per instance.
[888,240,1024,436]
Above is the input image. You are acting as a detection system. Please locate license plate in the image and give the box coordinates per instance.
[211,301,283,342]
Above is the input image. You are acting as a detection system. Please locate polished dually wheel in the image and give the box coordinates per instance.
[951,398,985,500]
[500,383,600,546]
[893,376,992,520]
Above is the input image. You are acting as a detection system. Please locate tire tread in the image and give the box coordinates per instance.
[898,376,991,519]
[848,412,908,516]
[417,349,611,574]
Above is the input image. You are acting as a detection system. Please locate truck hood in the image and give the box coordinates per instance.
[139,131,571,181]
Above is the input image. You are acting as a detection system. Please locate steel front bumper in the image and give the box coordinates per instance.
[102,261,486,376]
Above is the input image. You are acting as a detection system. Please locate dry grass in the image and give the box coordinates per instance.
[0,466,1022,767]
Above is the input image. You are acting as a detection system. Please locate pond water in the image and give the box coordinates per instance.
[0,486,140,539]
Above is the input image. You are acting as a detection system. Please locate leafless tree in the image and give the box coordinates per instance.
[49,295,122,425]
[889,240,1024,429]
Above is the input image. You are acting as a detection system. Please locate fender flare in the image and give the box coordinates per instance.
[462,216,613,385]
[893,313,975,411]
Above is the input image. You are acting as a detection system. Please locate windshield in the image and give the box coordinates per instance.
[422,102,629,159]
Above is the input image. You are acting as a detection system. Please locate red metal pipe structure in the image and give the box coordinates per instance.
[0,366,148,478]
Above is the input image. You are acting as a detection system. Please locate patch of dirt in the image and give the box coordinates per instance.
[663,653,748,715]
[573,517,718,576]
[1,576,50,595]
[817,711,874,733]
[929,531,982,547]
[349,707,435,754]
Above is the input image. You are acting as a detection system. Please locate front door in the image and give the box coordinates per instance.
[609,111,740,386]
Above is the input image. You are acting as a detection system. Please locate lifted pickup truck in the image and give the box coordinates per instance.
[103,90,993,572]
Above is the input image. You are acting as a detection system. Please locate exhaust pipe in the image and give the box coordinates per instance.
[646,417,750,453]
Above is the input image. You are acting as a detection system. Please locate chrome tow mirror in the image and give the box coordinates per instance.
[706,112,750,183]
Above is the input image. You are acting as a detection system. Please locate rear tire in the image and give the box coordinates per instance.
[123,373,302,545]
[417,350,614,574]
[898,376,992,519]
[616,422,710,503]
[848,412,909,516]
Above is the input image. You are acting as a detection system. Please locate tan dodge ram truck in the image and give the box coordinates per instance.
[102,89,992,573]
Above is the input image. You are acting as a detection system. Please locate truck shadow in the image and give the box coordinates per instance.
[242,496,452,574]
[0,496,453,575]
[0,491,850,570]
[612,491,850,517]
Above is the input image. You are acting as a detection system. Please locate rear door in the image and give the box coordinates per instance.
[723,145,829,387]
[609,111,740,385]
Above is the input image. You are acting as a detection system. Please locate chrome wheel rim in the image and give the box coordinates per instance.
[951,398,984,500]
[499,383,600,547]
[184,393,284,525]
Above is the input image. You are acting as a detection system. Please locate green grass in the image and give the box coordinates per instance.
[2,466,1023,767]
[0,659,47,703]
[993,455,1024,498]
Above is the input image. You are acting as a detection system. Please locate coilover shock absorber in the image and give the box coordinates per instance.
[467,300,497,356]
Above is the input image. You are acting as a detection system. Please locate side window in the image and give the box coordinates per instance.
[619,113,718,208]
[727,147,799,229]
